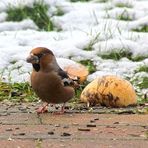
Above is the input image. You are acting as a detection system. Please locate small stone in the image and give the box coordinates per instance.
[61,132,71,136]
[48,131,54,135]
[78,128,90,131]
[86,124,96,127]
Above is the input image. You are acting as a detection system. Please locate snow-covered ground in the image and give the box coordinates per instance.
[0,0,147,95]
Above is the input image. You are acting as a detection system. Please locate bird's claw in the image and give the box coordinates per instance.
[36,106,48,114]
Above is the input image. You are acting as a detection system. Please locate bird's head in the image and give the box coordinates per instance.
[26,47,54,72]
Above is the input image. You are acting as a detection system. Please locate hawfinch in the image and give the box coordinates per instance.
[26,47,76,114]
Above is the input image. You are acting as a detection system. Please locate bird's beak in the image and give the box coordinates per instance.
[26,54,39,64]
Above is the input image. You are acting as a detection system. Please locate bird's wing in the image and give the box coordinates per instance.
[58,68,74,86]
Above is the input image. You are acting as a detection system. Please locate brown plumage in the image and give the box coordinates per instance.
[26,47,75,114]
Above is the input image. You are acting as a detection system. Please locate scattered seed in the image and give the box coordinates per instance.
[113,122,119,124]
[64,106,69,109]
[61,132,71,136]
[15,127,20,130]
[106,126,116,128]
[55,124,60,127]
[129,134,140,137]
[48,131,54,135]
[94,118,99,121]
[90,120,95,123]
[19,108,27,111]
[8,137,13,141]
[78,128,90,131]
[55,106,60,110]
[63,125,69,128]
[86,124,96,127]
[19,132,26,136]
[72,123,79,126]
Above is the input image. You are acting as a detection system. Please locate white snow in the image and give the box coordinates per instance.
[0,0,147,94]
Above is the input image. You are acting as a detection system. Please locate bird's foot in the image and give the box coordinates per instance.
[36,103,48,114]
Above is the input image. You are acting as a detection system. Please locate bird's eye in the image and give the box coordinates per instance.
[37,54,43,58]
[34,53,44,59]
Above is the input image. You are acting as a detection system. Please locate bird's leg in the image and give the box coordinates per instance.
[36,102,49,114]
[61,103,65,114]
[52,103,65,115]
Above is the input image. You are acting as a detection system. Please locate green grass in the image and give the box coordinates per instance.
[96,0,108,3]
[99,49,147,62]
[0,82,38,102]
[0,80,88,103]
[135,65,148,73]
[71,0,91,2]
[54,6,64,16]
[137,95,148,105]
[137,77,148,89]
[6,1,53,31]
[100,50,132,60]
[79,60,96,73]
[115,3,133,8]
[132,25,148,32]
[83,33,100,51]
[132,56,148,62]
[116,10,132,21]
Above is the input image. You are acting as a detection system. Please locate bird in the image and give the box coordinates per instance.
[26,47,77,114]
